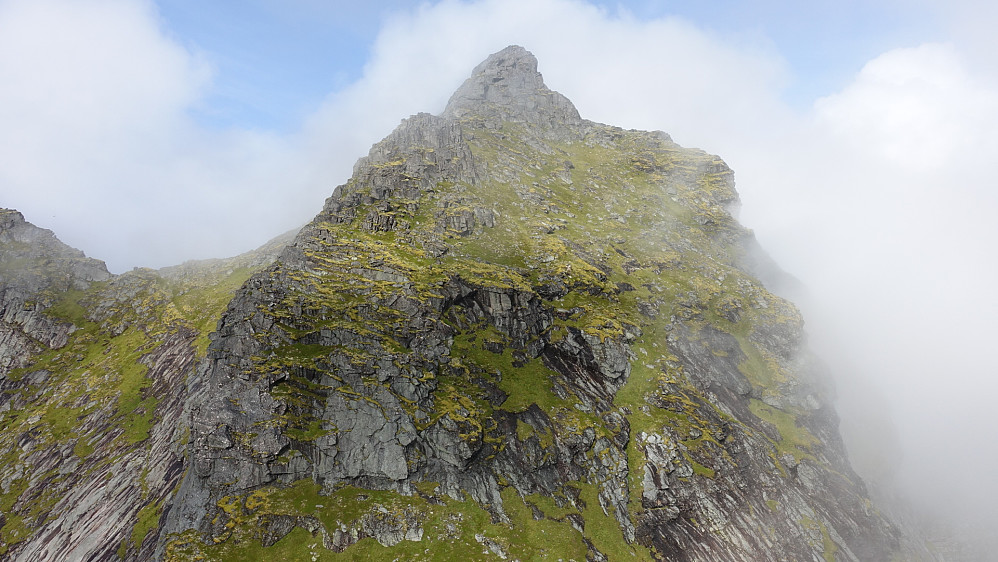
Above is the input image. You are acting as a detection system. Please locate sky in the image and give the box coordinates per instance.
[2,0,997,548]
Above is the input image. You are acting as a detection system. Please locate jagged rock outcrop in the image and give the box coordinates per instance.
[0,209,111,377]
[443,45,582,135]
[156,46,918,561]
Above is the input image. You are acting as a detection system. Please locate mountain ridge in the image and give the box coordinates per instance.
[0,214,292,560]
[159,45,907,561]
[0,46,950,561]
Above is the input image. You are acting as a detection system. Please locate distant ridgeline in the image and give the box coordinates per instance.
[0,46,947,561]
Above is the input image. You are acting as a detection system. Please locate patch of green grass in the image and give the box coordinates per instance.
[0,478,27,513]
[104,329,160,444]
[168,480,597,561]
[0,513,31,555]
[515,419,534,442]
[577,482,654,561]
[749,399,818,463]
[735,337,787,397]
[449,329,570,413]
[689,458,716,479]
[129,499,164,551]
[524,491,577,520]
[167,265,259,356]
[284,419,329,442]
[73,436,95,459]
[39,404,85,442]
[44,288,89,325]
[801,516,839,562]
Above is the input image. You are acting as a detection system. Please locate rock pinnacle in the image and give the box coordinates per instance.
[443,45,581,130]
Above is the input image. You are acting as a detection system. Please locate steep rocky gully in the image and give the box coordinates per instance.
[0,46,941,561]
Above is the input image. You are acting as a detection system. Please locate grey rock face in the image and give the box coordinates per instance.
[443,45,582,135]
[0,209,111,291]
[0,209,110,377]
[4,329,193,562]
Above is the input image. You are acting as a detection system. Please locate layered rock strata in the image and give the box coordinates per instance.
[0,211,289,560]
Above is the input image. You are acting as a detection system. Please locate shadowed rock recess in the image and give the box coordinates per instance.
[0,46,946,561]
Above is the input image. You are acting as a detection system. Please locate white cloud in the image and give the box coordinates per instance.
[743,41,998,538]
[0,0,204,197]
[815,43,998,172]
[0,0,313,271]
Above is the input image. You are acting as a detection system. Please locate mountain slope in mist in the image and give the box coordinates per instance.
[0,46,951,561]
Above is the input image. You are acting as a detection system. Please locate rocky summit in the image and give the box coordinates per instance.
[0,46,947,561]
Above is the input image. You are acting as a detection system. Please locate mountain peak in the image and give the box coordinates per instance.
[443,45,581,129]
[476,44,537,73]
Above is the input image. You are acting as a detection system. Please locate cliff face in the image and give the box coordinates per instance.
[0,46,941,561]
[0,209,112,377]
[0,210,289,560]
[156,46,904,561]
